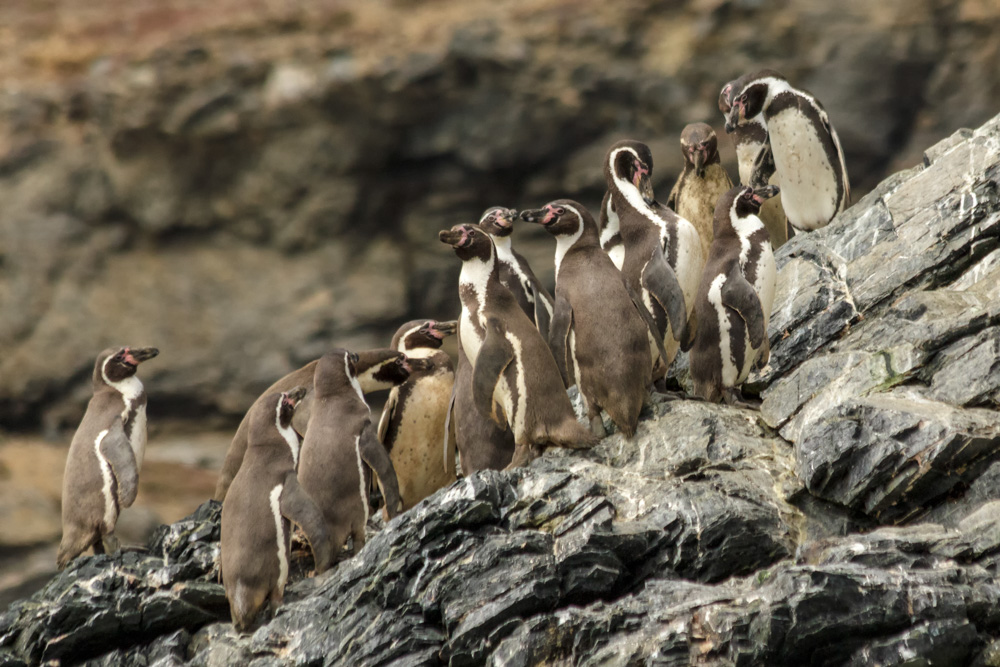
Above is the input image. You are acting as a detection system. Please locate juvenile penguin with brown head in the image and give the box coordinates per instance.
[298,349,405,558]
[214,348,423,502]
[221,387,332,632]
[667,122,734,260]
[439,223,598,467]
[58,346,158,570]
[378,319,459,509]
[521,200,662,438]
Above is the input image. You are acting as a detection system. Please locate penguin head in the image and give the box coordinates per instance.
[605,140,655,204]
[97,346,159,385]
[314,348,359,397]
[438,224,495,263]
[725,69,786,132]
[520,200,594,238]
[392,319,457,352]
[276,386,307,429]
[249,387,305,446]
[478,207,518,239]
[354,347,428,391]
[679,123,719,177]
[718,80,736,115]
[721,185,780,228]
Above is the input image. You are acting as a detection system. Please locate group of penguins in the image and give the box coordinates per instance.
[55,70,850,630]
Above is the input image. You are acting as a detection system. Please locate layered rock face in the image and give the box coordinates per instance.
[2,113,999,666]
[2,0,999,430]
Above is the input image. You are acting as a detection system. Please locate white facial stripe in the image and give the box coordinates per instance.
[608,147,665,234]
[269,484,288,592]
[600,196,622,269]
[553,206,586,279]
[94,429,117,533]
[354,435,370,527]
[101,355,143,417]
[275,398,301,467]
[346,354,368,413]
[708,274,738,386]
[397,325,423,352]
[730,197,764,267]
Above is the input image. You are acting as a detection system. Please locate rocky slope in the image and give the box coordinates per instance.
[1,111,999,666]
[2,0,999,432]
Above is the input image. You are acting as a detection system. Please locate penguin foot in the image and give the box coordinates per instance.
[722,388,761,410]
[653,389,688,401]
[102,534,121,555]
[589,415,607,438]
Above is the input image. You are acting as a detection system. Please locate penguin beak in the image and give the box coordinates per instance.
[519,208,545,224]
[431,320,458,338]
[284,386,307,405]
[438,226,471,248]
[638,173,656,206]
[692,147,707,176]
[725,106,741,134]
[498,209,517,229]
[752,185,780,204]
[124,347,159,365]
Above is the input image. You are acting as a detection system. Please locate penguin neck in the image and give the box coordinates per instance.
[729,210,765,267]
[100,360,144,424]
[401,345,438,360]
[490,234,514,261]
[760,76,794,114]
[459,252,499,307]
[610,177,667,237]
[274,403,301,467]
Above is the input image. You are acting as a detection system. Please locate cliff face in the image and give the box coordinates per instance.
[2,110,999,667]
[1,0,999,430]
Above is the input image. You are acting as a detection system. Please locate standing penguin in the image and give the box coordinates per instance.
[298,349,404,558]
[725,70,850,232]
[520,200,662,438]
[719,73,789,247]
[378,319,458,510]
[439,223,598,467]
[666,123,734,260]
[478,207,554,341]
[214,348,422,502]
[58,346,158,570]
[688,185,779,405]
[221,387,332,632]
[600,140,702,378]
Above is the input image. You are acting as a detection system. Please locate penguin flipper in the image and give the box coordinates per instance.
[721,268,767,349]
[549,294,573,388]
[641,246,689,343]
[625,283,670,366]
[532,284,552,344]
[358,421,404,519]
[749,140,777,189]
[279,473,332,573]
[377,387,397,447]
[443,381,457,474]
[98,420,139,508]
[473,319,515,426]
[666,177,680,211]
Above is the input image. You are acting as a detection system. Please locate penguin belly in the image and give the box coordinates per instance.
[768,108,839,231]
[388,376,457,510]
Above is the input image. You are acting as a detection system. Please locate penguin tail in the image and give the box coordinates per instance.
[228,582,267,633]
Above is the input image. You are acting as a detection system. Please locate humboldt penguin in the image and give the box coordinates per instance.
[719,73,789,246]
[478,206,554,341]
[688,184,778,405]
[725,70,850,231]
[57,346,158,570]
[221,387,332,632]
[377,319,458,510]
[521,200,662,438]
[214,348,423,502]
[439,223,598,467]
[600,139,703,379]
[666,122,734,260]
[298,349,404,558]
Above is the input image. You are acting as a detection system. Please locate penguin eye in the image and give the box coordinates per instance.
[555,207,566,215]
[740,93,748,104]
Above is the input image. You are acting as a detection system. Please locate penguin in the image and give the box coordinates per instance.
[725,70,850,231]
[57,346,158,570]
[719,73,790,247]
[221,387,332,632]
[214,348,424,502]
[298,349,404,558]
[478,207,554,341]
[600,140,703,379]
[439,223,598,467]
[666,122,734,260]
[687,184,779,405]
[448,332,516,475]
[377,319,459,510]
[520,200,663,438]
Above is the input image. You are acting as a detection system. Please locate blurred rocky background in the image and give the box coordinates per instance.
[1,0,998,603]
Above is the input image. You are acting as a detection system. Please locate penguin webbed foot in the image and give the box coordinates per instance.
[722,387,761,410]
[589,415,607,438]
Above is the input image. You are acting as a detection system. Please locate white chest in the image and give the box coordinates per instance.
[768,108,838,229]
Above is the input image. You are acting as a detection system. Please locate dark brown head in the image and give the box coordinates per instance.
[604,140,655,204]
[679,123,720,177]
[249,386,306,448]
[520,200,597,240]
[725,70,787,133]
[313,348,361,398]
[438,223,496,263]
[391,319,457,353]
[95,346,158,386]
[713,184,780,236]
[478,207,518,239]
[355,347,426,391]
